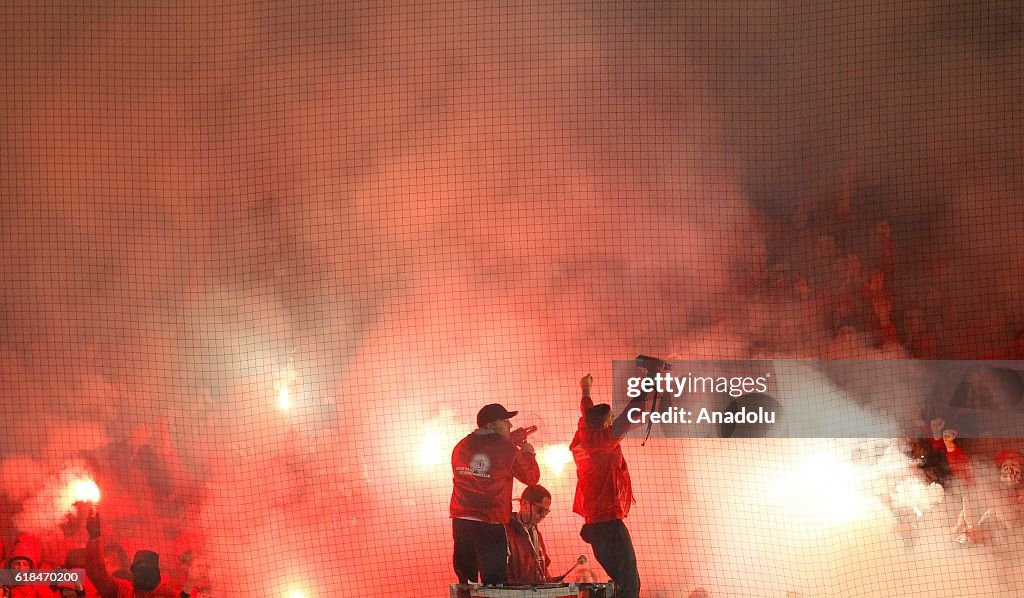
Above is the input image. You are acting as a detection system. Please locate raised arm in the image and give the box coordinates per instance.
[84,512,119,598]
[611,388,651,439]
[580,374,595,415]
[513,442,541,485]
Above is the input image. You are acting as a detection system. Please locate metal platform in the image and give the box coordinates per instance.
[449,582,614,597]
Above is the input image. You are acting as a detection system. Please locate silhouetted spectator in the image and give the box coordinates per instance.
[53,548,98,598]
[102,545,131,583]
[84,511,171,598]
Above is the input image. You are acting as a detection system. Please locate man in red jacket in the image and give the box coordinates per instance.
[451,403,540,585]
[571,374,653,598]
[505,485,553,584]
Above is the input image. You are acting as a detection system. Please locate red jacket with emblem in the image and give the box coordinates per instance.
[451,430,540,524]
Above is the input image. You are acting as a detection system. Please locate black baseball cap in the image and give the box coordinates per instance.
[477,403,518,428]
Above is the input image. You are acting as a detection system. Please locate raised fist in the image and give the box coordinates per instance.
[581,374,593,393]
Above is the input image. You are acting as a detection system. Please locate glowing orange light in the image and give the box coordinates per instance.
[760,448,878,530]
[419,427,446,466]
[70,479,101,504]
[276,365,297,412]
[285,590,306,598]
[892,479,943,520]
[416,414,463,469]
[541,444,573,476]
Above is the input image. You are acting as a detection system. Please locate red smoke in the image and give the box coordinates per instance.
[2,0,1023,596]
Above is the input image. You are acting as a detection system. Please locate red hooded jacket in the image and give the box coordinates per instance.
[3,534,57,598]
[451,430,540,524]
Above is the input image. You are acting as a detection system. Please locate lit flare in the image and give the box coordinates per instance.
[70,478,101,504]
[541,444,573,476]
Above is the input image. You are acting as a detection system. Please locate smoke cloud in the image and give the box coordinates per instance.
[2,0,1022,596]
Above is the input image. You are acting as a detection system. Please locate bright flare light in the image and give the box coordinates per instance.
[764,447,878,530]
[541,444,573,476]
[285,592,305,598]
[418,415,463,468]
[276,365,297,411]
[892,478,944,519]
[420,427,446,466]
[69,478,101,504]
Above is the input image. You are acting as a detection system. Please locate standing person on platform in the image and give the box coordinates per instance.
[505,485,553,584]
[571,373,654,598]
[451,403,540,585]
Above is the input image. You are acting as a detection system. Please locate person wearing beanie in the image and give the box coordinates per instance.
[505,485,553,584]
[450,403,540,585]
[570,373,656,598]
[2,533,56,598]
[6,534,42,571]
[83,511,167,598]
